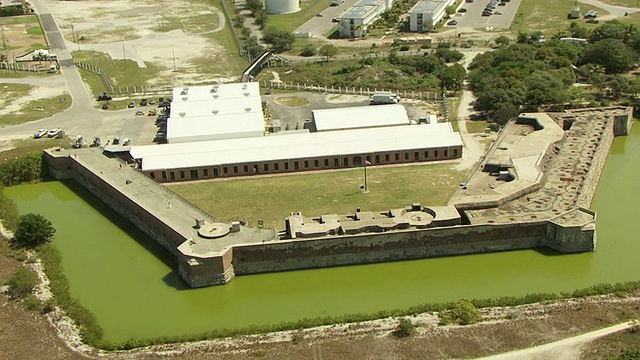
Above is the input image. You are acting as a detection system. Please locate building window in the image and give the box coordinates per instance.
[425,151,429,158]
[243,165,249,173]
[150,172,155,179]
[434,150,439,158]
[189,170,198,179]
[414,152,419,161]
[304,160,309,168]
[385,154,390,162]
[404,153,409,160]
[264,164,269,172]
[394,153,400,161]
[214,168,219,177]
[180,170,185,179]
[314,160,319,167]
[170,172,175,180]
[203,169,209,177]
[324,159,329,167]
[223,167,228,175]
[454,148,458,157]
[343,157,349,167]
[444,149,448,157]
[275,163,280,171]
[334,158,339,167]
[162,171,167,179]
[233,166,238,174]
[284,162,289,170]
[294,161,299,170]
[375,155,380,163]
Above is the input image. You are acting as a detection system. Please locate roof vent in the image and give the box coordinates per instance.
[244,92,250,96]
[242,84,248,89]
[180,90,187,96]
[181,96,188,101]
[212,94,219,99]
[212,109,219,114]
[179,112,186,117]
[245,107,251,112]
[210,87,218,93]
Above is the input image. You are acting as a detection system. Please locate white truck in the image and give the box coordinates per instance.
[370,91,400,105]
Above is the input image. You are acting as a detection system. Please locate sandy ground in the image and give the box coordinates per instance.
[0,77,69,116]
[47,0,235,84]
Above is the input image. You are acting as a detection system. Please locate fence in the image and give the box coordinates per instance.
[262,80,443,102]
[0,62,45,72]
[75,61,114,95]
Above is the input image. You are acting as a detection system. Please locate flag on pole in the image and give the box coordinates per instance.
[364,159,372,166]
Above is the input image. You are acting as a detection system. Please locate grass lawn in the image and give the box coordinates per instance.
[268,0,334,33]
[25,26,43,35]
[466,119,491,133]
[0,83,32,108]
[511,0,610,36]
[170,162,468,229]
[0,94,71,127]
[0,137,71,162]
[598,0,640,7]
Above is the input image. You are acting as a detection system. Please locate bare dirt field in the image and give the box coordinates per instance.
[48,0,245,85]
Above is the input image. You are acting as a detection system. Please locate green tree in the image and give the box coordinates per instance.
[6,267,38,299]
[300,44,317,57]
[582,39,635,73]
[494,35,510,47]
[439,300,482,325]
[14,213,56,248]
[319,44,338,61]
[393,318,415,338]
[439,63,466,92]
[263,27,295,53]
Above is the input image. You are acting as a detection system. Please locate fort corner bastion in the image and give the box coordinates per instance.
[43,107,633,287]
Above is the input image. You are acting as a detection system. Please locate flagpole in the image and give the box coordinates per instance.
[364,162,368,192]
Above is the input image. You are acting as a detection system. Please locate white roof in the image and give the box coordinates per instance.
[312,105,409,131]
[171,82,260,102]
[131,123,462,171]
[167,82,264,142]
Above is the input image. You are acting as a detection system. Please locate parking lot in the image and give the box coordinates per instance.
[450,0,522,30]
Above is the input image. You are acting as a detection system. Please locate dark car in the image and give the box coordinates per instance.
[447,20,458,26]
[482,11,492,16]
[140,98,148,106]
[586,18,600,23]
[458,8,467,12]
[127,101,135,108]
[498,2,506,5]
[101,103,109,110]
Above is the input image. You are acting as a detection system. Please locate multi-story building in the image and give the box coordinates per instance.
[408,0,455,33]
[338,0,391,38]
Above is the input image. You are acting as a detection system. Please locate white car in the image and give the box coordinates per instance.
[47,128,63,138]
[34,129,47,138]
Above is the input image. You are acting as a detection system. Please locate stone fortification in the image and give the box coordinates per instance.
[43,107,632,287]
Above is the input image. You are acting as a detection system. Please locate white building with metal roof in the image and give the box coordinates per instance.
[408,0,455,32]
[130,122,463,182]
[339,0,391,38]
[311,105,409,132]
[167,82,264,143]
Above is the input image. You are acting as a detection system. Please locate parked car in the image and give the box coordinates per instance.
[90,137,101,147]
[586,18,600,23]
[47,128,63,138]
[149,99,156,105]
[458,8,467,12]
[447,20,458,26]
[332,18,339,22]
[498,1,506,5]
[112,136,120,145]
[128,101,135,108]
[140,98,148,106]
[122,138,131,146]
[97,92,112,101]
[148,109,157,116]
[73,135,84,149]
[495,11,503,15]
[135,110,145,116]
[34,129,47,139]
[316,13,323,17]
[102,103,109,110]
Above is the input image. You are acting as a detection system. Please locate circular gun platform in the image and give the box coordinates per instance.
[198,223,230,239]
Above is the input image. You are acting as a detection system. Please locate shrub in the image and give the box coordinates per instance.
[14,213,56,248]
[0,152,45,186]
[6,267,38,298]
[300,45,317,57]
[399,45,411,52]
[393,317,415,338]
[439,300,482,325]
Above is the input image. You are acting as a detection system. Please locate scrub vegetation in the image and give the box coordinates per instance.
[0,94,72,127]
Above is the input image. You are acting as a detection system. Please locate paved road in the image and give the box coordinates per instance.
[294,0,362,37]
[579,0,640,20]
[455,0,523,30]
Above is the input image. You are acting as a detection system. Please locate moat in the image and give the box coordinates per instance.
[5,114,640,343]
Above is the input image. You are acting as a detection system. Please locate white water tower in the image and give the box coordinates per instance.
[265,0,300,14]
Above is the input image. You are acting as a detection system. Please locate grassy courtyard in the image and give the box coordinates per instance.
[170,162,467,229]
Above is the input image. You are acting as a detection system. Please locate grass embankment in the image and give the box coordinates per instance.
[268,0,334,33]
[171,163,466,229]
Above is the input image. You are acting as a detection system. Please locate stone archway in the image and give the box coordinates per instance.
[353,156,362,166]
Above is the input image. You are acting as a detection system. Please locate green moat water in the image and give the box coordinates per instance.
[5,123,640,343]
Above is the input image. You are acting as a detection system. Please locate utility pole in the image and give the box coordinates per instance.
[123,43,127,70]
[172,45,176,71]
